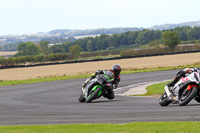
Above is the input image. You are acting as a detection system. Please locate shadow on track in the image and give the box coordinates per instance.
[81,99,124,104]
[160,103,200,107]
[185,103,200,107]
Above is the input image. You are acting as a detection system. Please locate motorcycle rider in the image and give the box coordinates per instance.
[165,67,200,99]
[82,64,121,100]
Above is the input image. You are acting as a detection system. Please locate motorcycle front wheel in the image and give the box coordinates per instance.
[179,86,198,106]
[78,92,86,103]
[159,92,171,106]
[85,86,102,103]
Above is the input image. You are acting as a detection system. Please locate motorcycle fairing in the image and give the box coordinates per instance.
[173,72,200,100]
[83,76,104,98]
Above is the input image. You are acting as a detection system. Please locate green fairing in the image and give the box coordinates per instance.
[98,90,102,96]
[86,85,103,100]
[92,85,102,91]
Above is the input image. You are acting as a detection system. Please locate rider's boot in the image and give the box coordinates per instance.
[166,75,181,99]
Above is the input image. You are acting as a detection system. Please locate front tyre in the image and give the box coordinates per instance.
[159,92,171,106]
[78,92,86,103]
[85,86,102,103]
[179,86,198,106]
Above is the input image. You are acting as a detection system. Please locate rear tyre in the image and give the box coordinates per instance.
[159,92,171,106]
[179,86,198,106]
[85,87,102,103]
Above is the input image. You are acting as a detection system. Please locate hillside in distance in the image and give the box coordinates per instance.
[150,21,200,30]
[48,27,141,36]
[1,20,200,48]
[48,21,200,36]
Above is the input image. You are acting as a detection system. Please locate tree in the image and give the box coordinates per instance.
[2,42,19,51]
[60,42,73,53]
[94,34,109,51]
[146,39,161,48]
[50,44,65,53]
[0,46,4,51]
[135,30,153,45]
[69,44,83,58]
[127,31,139,45]
[86,40,93,52]
[174,27,188,41]
[16,42,40,56]
[186,28,199,41]
[161,31,180,49]
[153,30,161,40]
[39,40,50,55]
[108,34,120,48]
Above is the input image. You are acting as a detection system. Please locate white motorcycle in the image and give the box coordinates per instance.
[159,72,200,106]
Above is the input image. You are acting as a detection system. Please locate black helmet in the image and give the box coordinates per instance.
[112,64,121,77]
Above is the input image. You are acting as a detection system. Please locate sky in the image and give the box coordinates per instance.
[0,0,200,36]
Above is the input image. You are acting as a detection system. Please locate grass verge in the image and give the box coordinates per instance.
[1,122,200,133]
[136,81,171,96]
[0,75,90,86]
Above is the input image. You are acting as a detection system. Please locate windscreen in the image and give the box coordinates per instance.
[103,71,114,82]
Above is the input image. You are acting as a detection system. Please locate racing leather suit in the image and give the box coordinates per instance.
[167,68,200,87]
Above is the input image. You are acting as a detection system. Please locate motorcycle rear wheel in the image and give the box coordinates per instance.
[159,92,171,106]
[179,86,198,106]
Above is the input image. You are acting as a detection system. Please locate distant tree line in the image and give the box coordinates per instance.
[13,41,83,59]
[0,36,76,51]
[1,26,200,67]
[44,26,200,53]
[1,26,200,53]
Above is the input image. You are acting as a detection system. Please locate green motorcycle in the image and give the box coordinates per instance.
[78,71,114,103]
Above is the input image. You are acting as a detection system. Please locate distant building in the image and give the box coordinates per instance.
[0,39,6,42]
[48,43,62,47]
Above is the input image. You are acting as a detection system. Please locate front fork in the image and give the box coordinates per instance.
[164,85,171,97]
[164,85,177,102]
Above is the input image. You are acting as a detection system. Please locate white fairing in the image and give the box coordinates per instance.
[172,72,200,98]
[187,72,200,84]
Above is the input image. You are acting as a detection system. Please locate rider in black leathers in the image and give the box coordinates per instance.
[82,64,121,99]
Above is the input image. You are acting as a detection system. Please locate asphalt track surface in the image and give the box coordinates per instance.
[1,69,200,125]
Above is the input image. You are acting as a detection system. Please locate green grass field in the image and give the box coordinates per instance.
[1,122,200,133]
